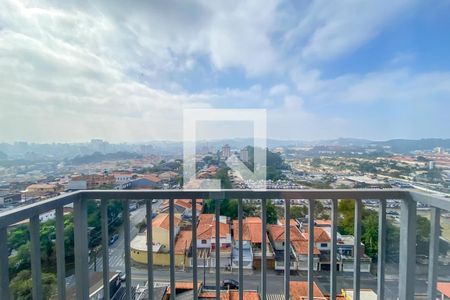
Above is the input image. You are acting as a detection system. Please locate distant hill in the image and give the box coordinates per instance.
[68,151,143,165]
[0,151,7,160]
[373,139,450,153]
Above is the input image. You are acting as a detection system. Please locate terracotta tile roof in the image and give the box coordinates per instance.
[233,217,268,244]
[141,174,161,183]
[160,199,203,212]
[289,281,325,299]
[268,224,306,242]
[438,282,450,297]
[279,219,298,226]
[315,219,332,226]
[165,281,201,295]
[304,227,331,243]
[174,230,192,254]
[197,222,229,239]
[229,290,260,300]
[291,240,320,255]
[152,213,181,231]
[196,213,229,240]
[199,214,215,223]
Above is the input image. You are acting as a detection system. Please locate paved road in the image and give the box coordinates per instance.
[127,265,433,299]
[90,200,162,271]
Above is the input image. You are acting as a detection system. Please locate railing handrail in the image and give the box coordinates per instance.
[2,188,450,228]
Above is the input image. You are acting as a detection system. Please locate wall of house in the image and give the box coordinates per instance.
[197,238,211,249]
[297,255,320,271]
[316,242,330,251]
[153,227,170,251]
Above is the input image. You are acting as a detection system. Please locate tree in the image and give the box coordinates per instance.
[9,243,31,277]
[10,270,56,299]
[266,201,278,224]
[290,206,307,219]
[8,225,29,250]
[311,158,321,168]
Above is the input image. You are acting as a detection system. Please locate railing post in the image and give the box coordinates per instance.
[74,196,89,300]
[30,214,42,300]
[0,226,10,300]
[399,198,416,300]
[377,199,386,300]
[330,199,338,300]
[124,199,132,300]
[353,199,362,300]
[191,199,198,300]
[284,198,290,300]
[427,207,440,300]
[146,199,154,300]
[238,198,244,300]
[55,207,66,300]
[100,200,110,300]
[261,198,267,300]
[169,198,176,300]
[215,198,221,300]
[308,199,315,300]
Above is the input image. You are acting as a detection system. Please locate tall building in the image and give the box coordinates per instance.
[222,144,231,159]
[240,147,249,163]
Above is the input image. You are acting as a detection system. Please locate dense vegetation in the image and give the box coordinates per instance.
[68,151,142,165]
[7,199,124,298]
[337,199,449,260]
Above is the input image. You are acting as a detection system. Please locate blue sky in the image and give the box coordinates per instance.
[1,0,449,142]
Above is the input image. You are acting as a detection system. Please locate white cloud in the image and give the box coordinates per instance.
[0,0,445,142]
[269,84,290,96]
[285,0,414,62]
[291,68,450,104]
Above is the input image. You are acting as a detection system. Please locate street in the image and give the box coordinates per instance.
[89,200,163,272]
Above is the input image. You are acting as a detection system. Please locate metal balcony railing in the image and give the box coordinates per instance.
[0,189,449,300]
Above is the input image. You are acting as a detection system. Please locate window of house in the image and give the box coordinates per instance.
[321,243,328,247]
[201,240,207,244]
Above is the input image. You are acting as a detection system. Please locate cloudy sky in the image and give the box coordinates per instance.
[1,0,450,142]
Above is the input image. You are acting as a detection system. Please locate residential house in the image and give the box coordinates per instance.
[151,213,181,252]
[301,220,371,272]
[162,281,260,300]
[232,217,275,269]
[68,174,115,190]
[268,224,300,271]
[24,183,60,198]
[0,191,21,207]
[191,214,232,268]
[302,227,331,271]
[289,281,326,300]
[437,282,450,300]
[129,175,161,189]
[130,213,184,266]
[159,199,203,219]
[158,171,178,182]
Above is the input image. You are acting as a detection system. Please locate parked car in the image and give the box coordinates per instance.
[109,233,119,245]
[221,279,239,290]
[116,270,126,282]
[129,202,138,212]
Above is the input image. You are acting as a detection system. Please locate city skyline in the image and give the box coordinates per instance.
[1,1,450,142]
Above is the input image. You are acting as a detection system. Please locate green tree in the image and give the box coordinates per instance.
[8,225,29,250]
[266,201,278,224]
[10,270,56,300]
[290,206,307,219]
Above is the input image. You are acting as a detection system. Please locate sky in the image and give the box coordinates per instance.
[1,0,450,143]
